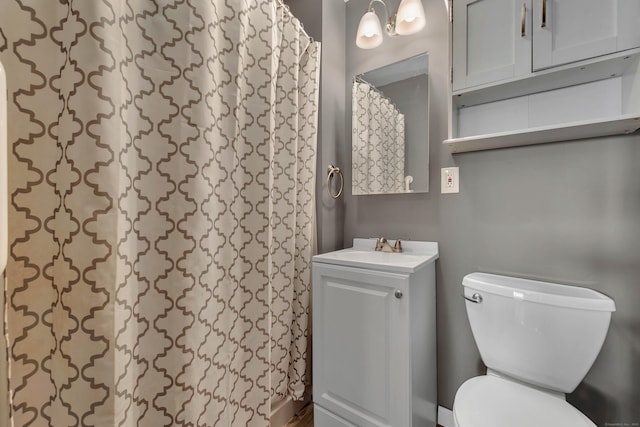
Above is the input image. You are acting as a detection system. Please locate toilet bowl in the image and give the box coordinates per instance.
[453,374,595,427]
[453,273,615,427]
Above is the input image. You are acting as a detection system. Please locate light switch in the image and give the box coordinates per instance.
[441,167,459,194]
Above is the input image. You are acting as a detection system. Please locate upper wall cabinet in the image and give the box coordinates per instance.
[454,0,640,91]
[532,0,640,71]
[452,0,531,91]
[448,0,640,152]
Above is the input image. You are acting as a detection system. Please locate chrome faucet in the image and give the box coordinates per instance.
[375,237,402,253]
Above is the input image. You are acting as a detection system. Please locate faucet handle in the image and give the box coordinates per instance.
[393,239,402,253]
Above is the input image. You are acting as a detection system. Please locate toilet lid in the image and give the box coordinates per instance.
[453,376,595,427]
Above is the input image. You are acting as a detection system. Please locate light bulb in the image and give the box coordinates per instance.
[396,0,425,35]
[356,11,383,49]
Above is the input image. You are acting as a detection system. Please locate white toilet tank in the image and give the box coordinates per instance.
[463,273,615,394]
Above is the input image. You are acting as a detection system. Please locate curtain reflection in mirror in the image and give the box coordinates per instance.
[352,78,406,195]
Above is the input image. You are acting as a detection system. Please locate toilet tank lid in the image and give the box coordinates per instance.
[463,273,616,312]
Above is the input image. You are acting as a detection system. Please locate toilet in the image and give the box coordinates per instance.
[453,272,616,427]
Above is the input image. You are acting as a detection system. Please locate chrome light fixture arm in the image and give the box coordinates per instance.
[367,0,398,36]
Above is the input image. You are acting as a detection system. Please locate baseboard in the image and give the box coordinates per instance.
[270,395,310,427]
[437,405,454,427]
[273,400,454,427]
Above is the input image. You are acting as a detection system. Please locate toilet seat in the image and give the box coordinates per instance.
[453,375,595,427]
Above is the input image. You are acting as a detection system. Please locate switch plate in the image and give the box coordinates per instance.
[441,167,459,194]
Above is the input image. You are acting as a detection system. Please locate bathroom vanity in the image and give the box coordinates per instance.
[312,239,438,427]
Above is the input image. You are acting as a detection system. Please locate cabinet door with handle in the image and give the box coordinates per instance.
[453,0,532,90]
[532,0,640,70]
[312,263,411,427]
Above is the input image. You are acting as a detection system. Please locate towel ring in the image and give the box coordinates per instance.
[326,164,344,199]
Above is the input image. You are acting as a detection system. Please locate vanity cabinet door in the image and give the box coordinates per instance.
[452,0,532,90]
[312,263,411,427]
[532,0,640,71]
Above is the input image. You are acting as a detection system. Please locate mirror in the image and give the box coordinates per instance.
[352,53,429,195]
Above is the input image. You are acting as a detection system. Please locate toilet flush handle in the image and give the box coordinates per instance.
[463,293,483,304]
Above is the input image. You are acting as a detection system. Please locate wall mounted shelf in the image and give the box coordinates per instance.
[445,114,640,154]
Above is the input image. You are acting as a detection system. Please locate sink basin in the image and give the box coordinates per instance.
[313,238,438,273]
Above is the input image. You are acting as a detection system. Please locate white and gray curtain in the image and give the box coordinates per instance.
[0,0,319,426]
[352,80,405,195]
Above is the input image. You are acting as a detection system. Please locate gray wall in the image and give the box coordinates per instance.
[285,0,322,41]
[287,0,345,254]
[380,75,430,192]
[447,140,640,425]
[296,0,640,425]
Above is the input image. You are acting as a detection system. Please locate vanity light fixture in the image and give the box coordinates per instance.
[356,0,425,49]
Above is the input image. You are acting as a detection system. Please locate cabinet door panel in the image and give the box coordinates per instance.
[533,0,640,70]
[453,0,531,90]
[325,282,389,412]
[313,264,410,427]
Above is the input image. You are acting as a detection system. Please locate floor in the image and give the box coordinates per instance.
[283,404,445,427]
[284,403,313,427]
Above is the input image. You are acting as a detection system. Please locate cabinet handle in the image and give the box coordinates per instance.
[394,290,403,299]
[520,3,526,37]
[541,0,547,28]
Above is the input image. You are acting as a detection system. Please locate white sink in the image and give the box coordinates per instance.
[313,238,438,273]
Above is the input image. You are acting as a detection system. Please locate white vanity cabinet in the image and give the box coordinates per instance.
[448,0,640,152]
[312,239,438,427]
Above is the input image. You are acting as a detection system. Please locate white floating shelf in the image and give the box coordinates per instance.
[444,114,640,154]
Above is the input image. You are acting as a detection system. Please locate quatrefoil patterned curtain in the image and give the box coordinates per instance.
[0,0,319,425]
[352,80,405,195]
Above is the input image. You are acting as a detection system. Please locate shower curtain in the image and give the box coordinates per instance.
[0,0,319,426]
[352,80,405,195]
